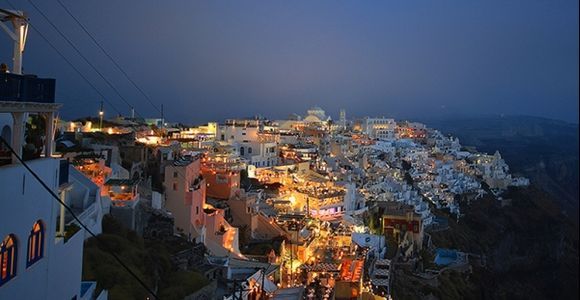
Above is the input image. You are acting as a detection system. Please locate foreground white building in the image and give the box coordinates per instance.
[1,12,106,298]
[0,92,106,299]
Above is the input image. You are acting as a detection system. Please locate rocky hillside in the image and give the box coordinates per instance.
[423,115,579,220]
[414,186,579,300]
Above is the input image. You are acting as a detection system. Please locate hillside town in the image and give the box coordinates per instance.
[0,77,530,299]
[0,7,538,300]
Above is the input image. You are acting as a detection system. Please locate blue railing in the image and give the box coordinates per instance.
[59,159,69,186]
[0,73,55,103]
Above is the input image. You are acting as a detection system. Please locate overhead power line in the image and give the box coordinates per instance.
[26,0,139,115]
[2,0,123,116]
[0,137,159,299]
[54,0,162,114]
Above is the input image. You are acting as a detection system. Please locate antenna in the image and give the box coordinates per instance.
[161,104,164,129]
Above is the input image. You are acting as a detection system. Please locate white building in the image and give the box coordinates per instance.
[1,14,107,297]
[0,80,106,299]
[303,106,330,124]
[217,119,279,167]
[363,117,397,140]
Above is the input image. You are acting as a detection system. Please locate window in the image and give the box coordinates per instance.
[0,234,17,286]
[216,174,228,184]
[173,171,178,178]
[221,134,225,141]
[27,221,44,267]
[240,147,245,156]
[248,147,252,154]
[173,183,178,191]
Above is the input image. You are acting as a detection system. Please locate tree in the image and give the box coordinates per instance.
[23,114,46,160]
[240,169,251,190]
[404,173,414,186]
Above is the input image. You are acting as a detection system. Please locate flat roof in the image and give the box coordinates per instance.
[272,287,305,300]
[104,178,139,186]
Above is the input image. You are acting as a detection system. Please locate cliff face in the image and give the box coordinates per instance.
[423,115,579,220]
[428,186,579,300]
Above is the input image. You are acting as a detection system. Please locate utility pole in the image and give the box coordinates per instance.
[0,9,28,75]
[288,220,298,287]
[260,266,266,300]
[290,223,294,287]
[160,104,164,129]
[98,101,104,130]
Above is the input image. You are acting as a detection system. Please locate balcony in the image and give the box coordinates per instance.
[104,178,140,207]
[190,174,204,191]
[59,159,69,186]
[0,73,55,103]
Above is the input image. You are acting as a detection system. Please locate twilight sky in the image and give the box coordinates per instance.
[1,0,578,123]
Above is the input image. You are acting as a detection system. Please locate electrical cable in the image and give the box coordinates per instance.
[2,0,123,116]
[54,0,162,114]
[0,136,159,299]
[27,0,140,115]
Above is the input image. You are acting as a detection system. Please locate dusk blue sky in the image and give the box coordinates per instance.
[2,0,578,123]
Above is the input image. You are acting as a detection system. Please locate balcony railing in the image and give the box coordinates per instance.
[0,73,56,103]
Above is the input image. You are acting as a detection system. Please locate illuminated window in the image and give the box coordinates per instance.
[27,221,44,267]
[0,234,17,286]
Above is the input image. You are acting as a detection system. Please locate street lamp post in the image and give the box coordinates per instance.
[288,219,299,287]
[98,101,104,130]
[259,264,272,300]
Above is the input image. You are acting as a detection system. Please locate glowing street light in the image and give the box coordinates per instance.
[98,101,104,130]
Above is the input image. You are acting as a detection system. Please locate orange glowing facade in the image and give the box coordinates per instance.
[335,258,364,300]
[202,166,240,200]
[396,122,427,139]
[201,144,244,200]
[164,156,207,238]
[72,154,112,190]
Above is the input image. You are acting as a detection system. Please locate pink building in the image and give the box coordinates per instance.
[164,155,245,257]
[164,156,206,241]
